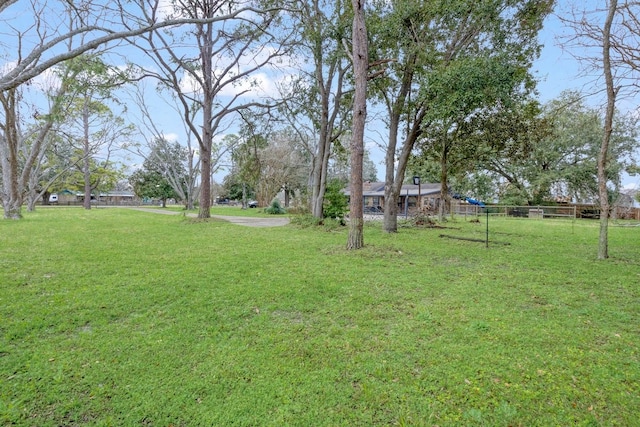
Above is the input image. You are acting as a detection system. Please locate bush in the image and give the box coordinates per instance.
[323,179,348,223]
[409,211,436,227]
[290,214,323,227]
[265,198,286,214]
[290,214,346,231]
[285,204,309,215]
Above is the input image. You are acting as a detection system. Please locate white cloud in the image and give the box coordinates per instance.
[218,72,277,98]
[164,132,179,142]
[154,0,179,20]
[31,68,61,92]
[177,65,286,99]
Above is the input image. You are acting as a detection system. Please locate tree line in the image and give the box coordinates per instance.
[1,0,639,256]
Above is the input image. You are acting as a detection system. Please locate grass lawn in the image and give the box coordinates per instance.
[1,207,638,426]
[163,204,275,217]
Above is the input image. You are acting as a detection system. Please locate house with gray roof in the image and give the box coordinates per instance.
[344,181,442,214]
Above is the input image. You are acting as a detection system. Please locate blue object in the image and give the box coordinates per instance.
[465,197,485,208]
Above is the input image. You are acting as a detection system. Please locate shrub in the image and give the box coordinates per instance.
[323,179,348,223]
[290,214,323,227]
[265,198,286,214]
[286,204,309,215]
[290,214,346,231]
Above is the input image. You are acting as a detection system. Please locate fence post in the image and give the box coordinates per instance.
[485,209,489,248]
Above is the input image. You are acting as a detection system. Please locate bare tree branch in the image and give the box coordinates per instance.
[0,0,279,92]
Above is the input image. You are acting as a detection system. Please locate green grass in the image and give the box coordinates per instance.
[163,204,279,217]
[1,208,638,426]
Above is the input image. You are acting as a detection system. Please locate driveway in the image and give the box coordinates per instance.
[125,207,290,228]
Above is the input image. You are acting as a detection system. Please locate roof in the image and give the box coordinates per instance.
[104,191,136,197]
[344,181,441,197]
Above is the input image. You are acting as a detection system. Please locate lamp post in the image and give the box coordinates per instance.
[413,176,421,211]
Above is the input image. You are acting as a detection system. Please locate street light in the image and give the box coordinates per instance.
[413,176,421,211]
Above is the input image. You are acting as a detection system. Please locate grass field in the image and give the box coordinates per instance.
[1,207,638,426]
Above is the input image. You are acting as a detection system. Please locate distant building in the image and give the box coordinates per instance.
[48,190,140,206]
[344,181,442,214]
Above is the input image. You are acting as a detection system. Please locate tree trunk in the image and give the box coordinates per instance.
[381,52,420,233]
[199,143,212,218]
[597,0,618,260]
[307,0,347,220]
[310,139,331,218]
[241,182,248,210]
[198,20,214,219]
[383,111,401,233]
[187,149,197,210]
[310,94,332,218]
[1,82,56,219]
[1,89,23,219]
[347,0,368,250]
[1,141,22,219]
[82,101,92,210]
[439,146,449,222]
[26,191,38,212]
[284,185,290,208]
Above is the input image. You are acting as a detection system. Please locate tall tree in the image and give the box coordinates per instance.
[559,0,640,259]
[0,87,26,219]
[129,169,179,208]
[598,0,618,260]
[280,0,352,219]
[227,131,266,209]
[27,131,84,210]
[484,92,636,205]
[346,0,368,250]
[141,137,191,208]
[423,57,545,219]
[59,158,124,200]
[254,130,309,207]
[368,0,552,232]
[55,55,132,210]
[0,59,76,218]
[132,0,293,218]
[128,83,201,210]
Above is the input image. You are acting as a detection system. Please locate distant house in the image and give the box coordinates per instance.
[344,181,442,214]
[52,190,139,206]
[100,191,138,205]
[56,189,77,204]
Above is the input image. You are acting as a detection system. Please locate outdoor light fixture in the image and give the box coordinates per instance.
[413,176,421,210]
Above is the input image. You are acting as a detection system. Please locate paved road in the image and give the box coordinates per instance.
[126,207,290,228]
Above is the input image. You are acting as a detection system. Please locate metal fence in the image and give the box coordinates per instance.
[454,204,640,220]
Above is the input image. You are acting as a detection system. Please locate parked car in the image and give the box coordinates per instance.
[248,200,258,208]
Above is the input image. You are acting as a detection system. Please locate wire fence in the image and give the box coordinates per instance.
[454,205,576,220]
[453,204,640,221]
